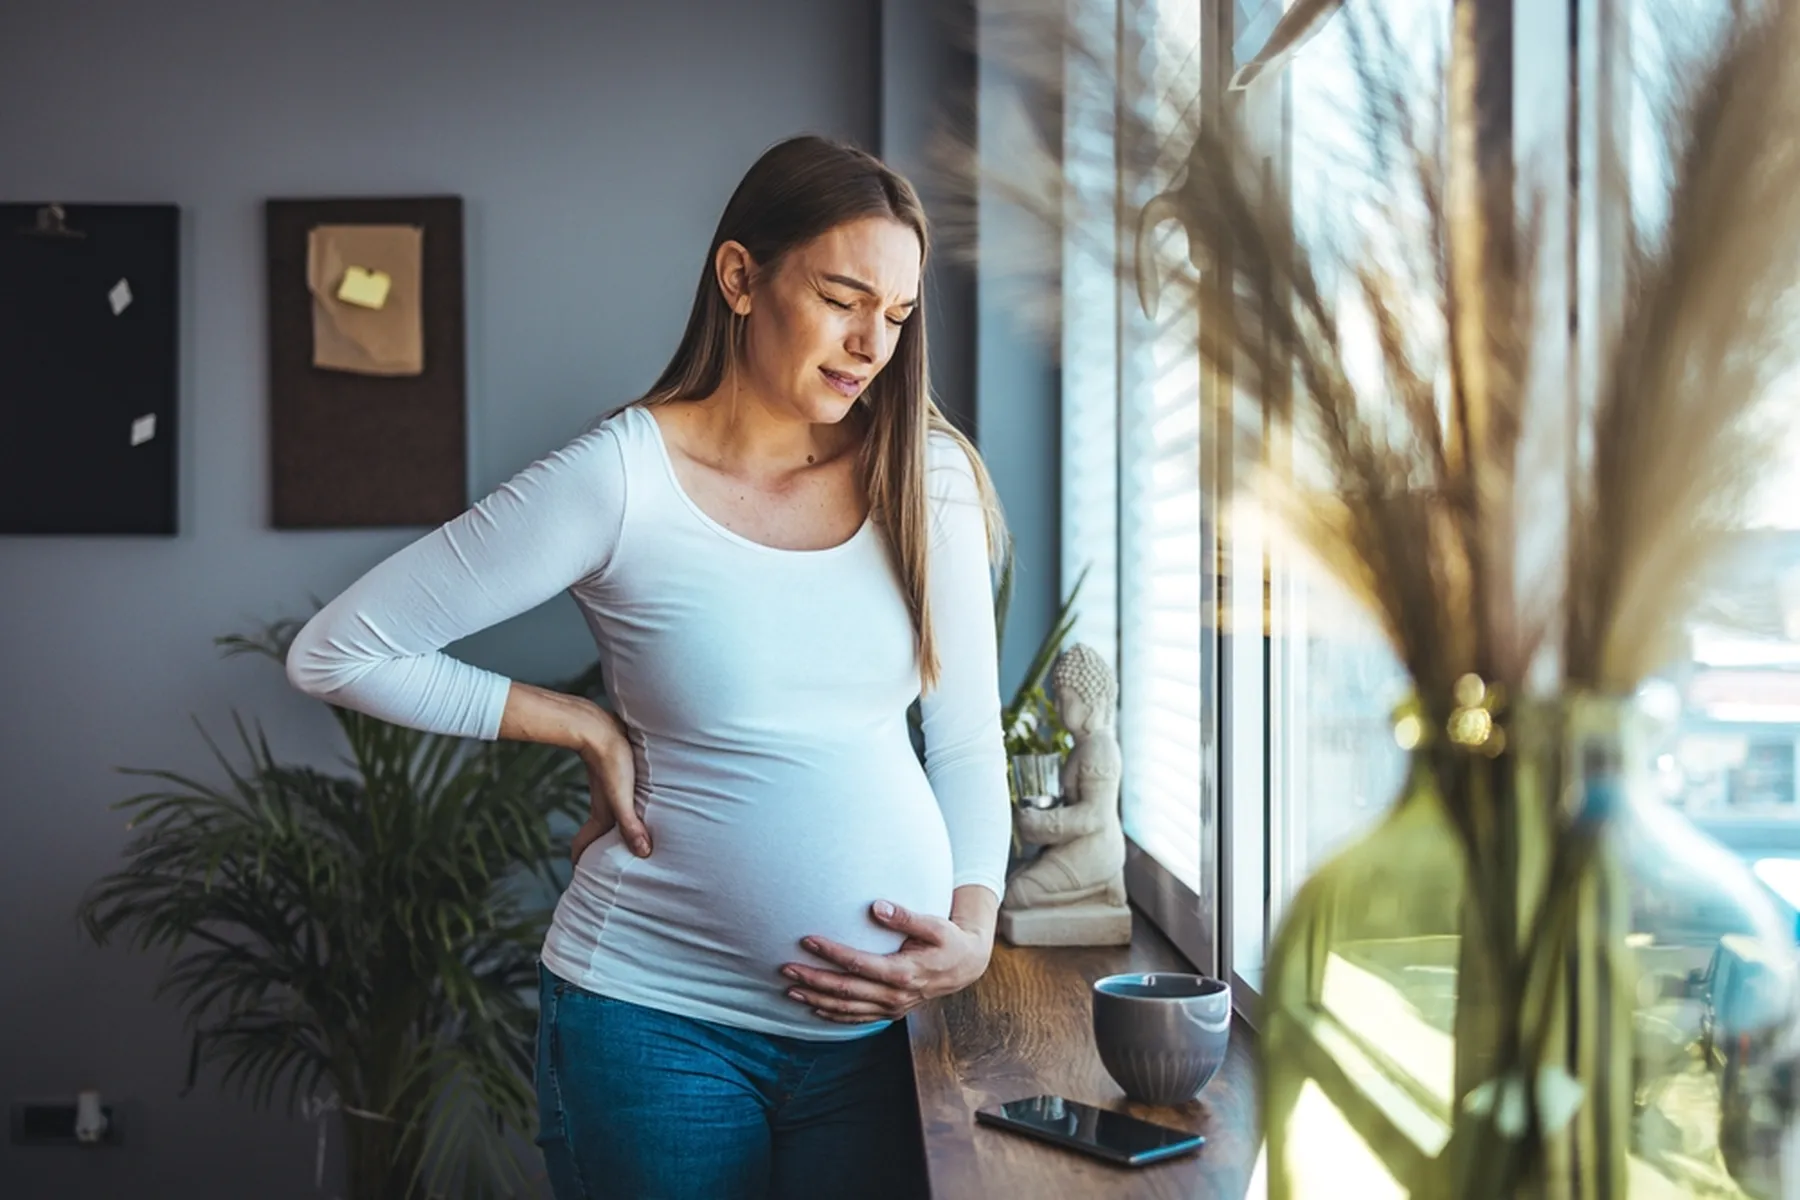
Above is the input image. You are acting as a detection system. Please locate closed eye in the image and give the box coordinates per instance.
[825,293,910,327]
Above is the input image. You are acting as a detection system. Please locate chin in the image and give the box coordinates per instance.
[797,390,859,424]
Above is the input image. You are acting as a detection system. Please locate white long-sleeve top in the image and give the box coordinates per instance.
[285,401,1010,1040]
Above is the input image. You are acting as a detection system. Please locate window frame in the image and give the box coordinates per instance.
[1111,0,1228,984]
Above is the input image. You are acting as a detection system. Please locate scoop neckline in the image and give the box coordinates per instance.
[635,404,875,558]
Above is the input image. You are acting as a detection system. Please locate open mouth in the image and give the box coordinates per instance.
[820,367,866,397]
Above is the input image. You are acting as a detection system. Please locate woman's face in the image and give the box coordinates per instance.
[725,216,922,424]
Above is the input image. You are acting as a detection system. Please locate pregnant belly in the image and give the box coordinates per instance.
[563,747,956,993]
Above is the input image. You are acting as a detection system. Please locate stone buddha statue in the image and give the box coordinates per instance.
[997,643,1131,947]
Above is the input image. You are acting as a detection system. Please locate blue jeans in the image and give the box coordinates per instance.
[534,962,930,1200]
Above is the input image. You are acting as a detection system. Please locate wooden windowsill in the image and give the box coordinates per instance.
[907,909,1261,1198]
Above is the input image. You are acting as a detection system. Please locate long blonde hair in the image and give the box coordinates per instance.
[632,134,1008,690]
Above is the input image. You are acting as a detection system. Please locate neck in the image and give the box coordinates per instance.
[684,376,860,478]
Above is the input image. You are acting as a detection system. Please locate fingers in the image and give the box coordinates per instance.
[798,936,914,989]
[569,816,610,866]
[869,900,951,944]
[584,750,650,858]
[793,1002,890,1025]
[788,989,892,1022]
[781,966,916,1021]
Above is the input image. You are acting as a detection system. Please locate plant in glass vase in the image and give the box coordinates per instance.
[997,560,1086,820]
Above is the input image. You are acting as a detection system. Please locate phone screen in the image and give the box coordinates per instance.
[974,1095,1205,1166]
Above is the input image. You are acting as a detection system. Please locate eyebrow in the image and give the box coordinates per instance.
[822,273,918,310]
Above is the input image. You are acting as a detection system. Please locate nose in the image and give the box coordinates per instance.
[847,311,890,365]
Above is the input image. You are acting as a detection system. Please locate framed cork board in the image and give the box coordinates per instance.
[265,195,465,528]
[0,203,179,536]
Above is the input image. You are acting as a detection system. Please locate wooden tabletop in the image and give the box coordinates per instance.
[907,911,1260,1198]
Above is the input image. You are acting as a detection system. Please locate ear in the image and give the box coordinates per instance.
[714,240,758,316]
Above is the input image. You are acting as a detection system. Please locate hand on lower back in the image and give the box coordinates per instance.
[571,706,647,863]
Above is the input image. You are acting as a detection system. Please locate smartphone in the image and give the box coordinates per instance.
[974,1095,1206,1167]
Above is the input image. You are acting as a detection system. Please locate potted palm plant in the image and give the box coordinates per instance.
[76,619,598,1199]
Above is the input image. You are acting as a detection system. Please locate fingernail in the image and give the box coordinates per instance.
[873,900,895,919]
[787,989,806,1003]
[781,966,801,980]
[633,838,650,856]
[801,938,819,953]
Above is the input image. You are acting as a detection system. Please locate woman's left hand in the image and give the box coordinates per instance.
[782,900,994,1024]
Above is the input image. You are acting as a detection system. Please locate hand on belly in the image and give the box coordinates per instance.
[779,896,994,1026]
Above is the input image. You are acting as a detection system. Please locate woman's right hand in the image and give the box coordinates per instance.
[571,705,649,865]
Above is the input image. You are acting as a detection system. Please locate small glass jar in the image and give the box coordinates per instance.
[1010,752,1065,810]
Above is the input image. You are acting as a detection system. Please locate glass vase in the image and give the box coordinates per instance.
[1010,752,1065,810]
[1261,693,1800,1198]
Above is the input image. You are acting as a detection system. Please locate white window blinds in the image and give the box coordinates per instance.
[1112,0,1208,890]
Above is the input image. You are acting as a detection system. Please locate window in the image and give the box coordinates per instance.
[1056,0,1216,970]
[1059,0,1419,992]
[1057,0,1586,1009]
[1256,1,1433,984]
[1625,0,1800,909]
[1113,0,1215,971]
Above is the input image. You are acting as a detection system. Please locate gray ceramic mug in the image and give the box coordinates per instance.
[1091,972,1231,1106]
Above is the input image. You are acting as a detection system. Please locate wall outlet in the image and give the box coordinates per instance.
[9,1101,123,1147]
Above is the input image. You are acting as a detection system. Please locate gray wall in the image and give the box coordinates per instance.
[975,0,1063,689]
[0,3,881,1196]
[0,1,1055,1197]
[881,0,978,443]
[884,0,1063,693]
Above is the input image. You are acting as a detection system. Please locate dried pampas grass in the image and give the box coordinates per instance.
[1568,2,1800,691]
[931,0,1800,730]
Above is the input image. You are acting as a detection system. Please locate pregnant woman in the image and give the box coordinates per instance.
[284,134,1012,1200]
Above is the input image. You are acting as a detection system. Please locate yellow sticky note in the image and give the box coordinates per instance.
[336,266,392,310]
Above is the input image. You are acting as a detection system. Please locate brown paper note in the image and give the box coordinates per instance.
[306,224,424,376]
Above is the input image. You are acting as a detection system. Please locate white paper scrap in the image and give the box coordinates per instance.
[130,414,156,446]
[109,279,133,315]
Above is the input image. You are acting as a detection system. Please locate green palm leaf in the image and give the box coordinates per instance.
[78,618,595,1199]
